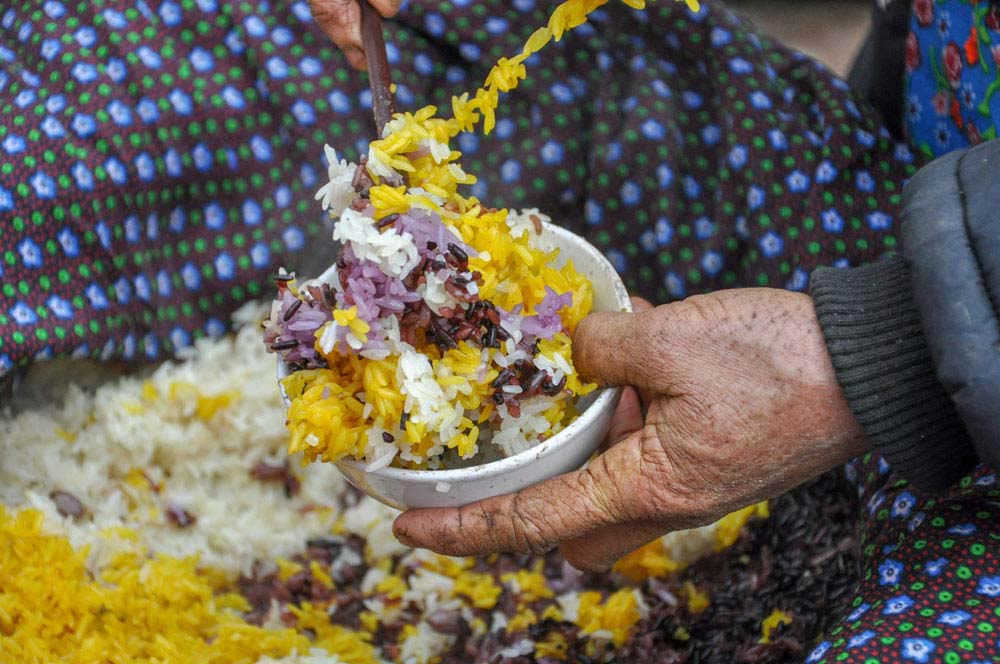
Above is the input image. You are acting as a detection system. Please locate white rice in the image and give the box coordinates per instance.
[0,304,346,578]
[333,207,421,278]
[417,270,458,315]
[491,398,554,457]
[398,621,454,664]
[0,297,754,664]
[314,145,356,219]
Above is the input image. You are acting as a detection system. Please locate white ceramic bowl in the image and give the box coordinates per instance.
[277,221,631,510]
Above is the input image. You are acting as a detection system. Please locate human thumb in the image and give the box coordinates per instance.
[572,296,662,390]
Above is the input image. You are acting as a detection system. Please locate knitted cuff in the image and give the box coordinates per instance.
[810,256,978,492]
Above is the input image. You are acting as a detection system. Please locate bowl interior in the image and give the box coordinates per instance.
[276,221,631,487]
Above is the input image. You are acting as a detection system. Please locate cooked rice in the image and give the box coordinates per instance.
[0,307,344,578]
[0,303,764,662]
[1,1,758,661]
[273,204,597,470]
[271,0,699,471]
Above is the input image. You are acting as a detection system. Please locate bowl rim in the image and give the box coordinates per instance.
[276,221,632,483]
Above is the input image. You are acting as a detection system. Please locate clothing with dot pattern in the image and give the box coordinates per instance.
[0,0,916,373]
[1,1,996,662]
[805,2,1000,661]
[804,459,999,664]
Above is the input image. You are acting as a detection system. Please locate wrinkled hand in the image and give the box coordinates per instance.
[309,0,402,69]
[393,289,869,571]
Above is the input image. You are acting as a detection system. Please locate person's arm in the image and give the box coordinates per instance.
[810,138,1000,491]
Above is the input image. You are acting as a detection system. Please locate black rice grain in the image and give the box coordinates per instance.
[377,214,400,229]
[447,243,468,263]
[235,471,860,664]
[250,460,290,481]
[491,369,514,388]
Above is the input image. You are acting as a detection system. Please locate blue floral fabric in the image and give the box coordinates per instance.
[806,457,1000,663]
[905,0,1000,154]
[0,0,917,374]
[806,5,1000,660]
[0,1,998,662]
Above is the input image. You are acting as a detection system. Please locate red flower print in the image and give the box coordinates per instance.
[986,5,1000,32]
[906,32,921,71]
[943,41,964,88]
[932,91,950,116]
[994,44,1000,68]
[967,123,982,146]
[950,96,964,129]
[914,0,934,27]
[964,27,979,65]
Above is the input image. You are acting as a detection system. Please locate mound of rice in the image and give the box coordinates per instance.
[1,2,773,661]
[267,207,597,471]
[266,0,698,472]
[0,303,765,663]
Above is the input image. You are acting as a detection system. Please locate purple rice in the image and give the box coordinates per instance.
[166,504,196,528]
[49,490,84,519]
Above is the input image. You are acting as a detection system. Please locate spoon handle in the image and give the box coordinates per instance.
[360,0,395,136]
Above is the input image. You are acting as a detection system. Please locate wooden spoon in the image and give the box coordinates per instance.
[359,0,395,136]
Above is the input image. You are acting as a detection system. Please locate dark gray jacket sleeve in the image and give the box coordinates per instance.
[809,139,1000,492]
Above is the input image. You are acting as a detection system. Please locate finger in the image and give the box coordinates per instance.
[559,520,666,573]
[393,433,647,556]
[599,386,643,454]
[627,297,656,411]
[310,1,402,69]
[309,0,364,60]
[368,0,402,17]
[630,295,654,312]
[637,387,652,419]
[572,311,642,386]
[573,306,674,392]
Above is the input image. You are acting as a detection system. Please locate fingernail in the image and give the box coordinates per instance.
[393,523,416,547]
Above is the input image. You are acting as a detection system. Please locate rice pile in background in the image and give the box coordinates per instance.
[1,303,770,663]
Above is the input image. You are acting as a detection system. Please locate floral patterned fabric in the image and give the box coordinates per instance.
[806,457,1000,663]
[0,0,917,374]
[0,1,998,662]
[798,5,1000,658]
[809,5,1000,660]
[905,0,1000,154]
